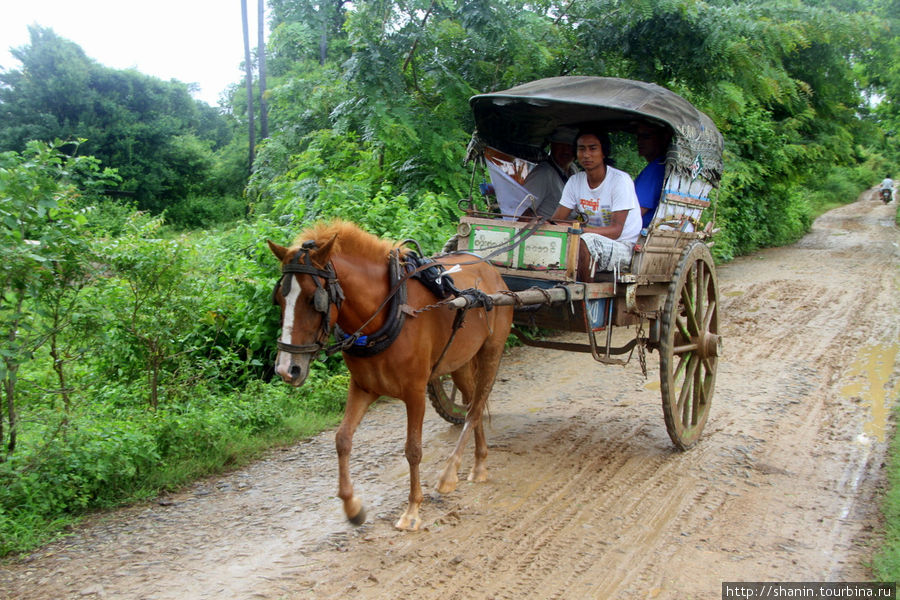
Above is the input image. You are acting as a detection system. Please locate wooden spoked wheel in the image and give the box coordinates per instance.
[659,241,720,450]
[427,376,467,425]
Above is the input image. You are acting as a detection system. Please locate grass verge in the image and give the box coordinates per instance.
[874,409,900,580]
[0,373,347,558]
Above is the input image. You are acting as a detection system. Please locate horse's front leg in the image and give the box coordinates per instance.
[395,394,426,531]
[335,380,377,525]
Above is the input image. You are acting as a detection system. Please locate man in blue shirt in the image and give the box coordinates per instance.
[633,124,672,229]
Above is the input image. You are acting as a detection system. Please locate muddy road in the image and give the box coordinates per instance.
[3,194,899,600]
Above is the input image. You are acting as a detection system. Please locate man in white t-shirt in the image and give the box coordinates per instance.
[551,129,642,280]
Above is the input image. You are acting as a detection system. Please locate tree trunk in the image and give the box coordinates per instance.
[241,0,256,171]
[49,339,71,415]
[149,365,159,410]
[3,363,18,456]
[148,350,160,410]
[1,295,24,458]
[257,0,269,140]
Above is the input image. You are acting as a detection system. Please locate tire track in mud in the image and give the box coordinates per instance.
[1,195,897,600]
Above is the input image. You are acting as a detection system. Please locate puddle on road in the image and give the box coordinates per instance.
[840,343,900,443]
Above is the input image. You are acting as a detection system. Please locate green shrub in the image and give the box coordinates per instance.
[0,369,350,557]
[163,194,247,230]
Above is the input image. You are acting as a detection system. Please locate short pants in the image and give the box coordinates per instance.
[581,233,633,274]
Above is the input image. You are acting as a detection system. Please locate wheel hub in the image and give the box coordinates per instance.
[695,331,721,359]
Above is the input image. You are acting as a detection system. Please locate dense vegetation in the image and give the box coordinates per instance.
[0,27,248,228]
[0,0,897,566]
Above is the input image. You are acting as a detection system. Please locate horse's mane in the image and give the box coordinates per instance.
[292,220,399,260]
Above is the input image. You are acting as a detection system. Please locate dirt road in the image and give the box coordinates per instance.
[2,193,899,600]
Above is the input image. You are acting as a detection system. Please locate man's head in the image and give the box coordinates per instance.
[575,128,612,170]
[546,128,576,169]
[636,124,672,162]
[549,141,575,169]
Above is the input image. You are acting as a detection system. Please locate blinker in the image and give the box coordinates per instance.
[313,287,329,313]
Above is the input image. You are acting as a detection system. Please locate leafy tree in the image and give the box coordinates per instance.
[249,0,885,258]
[863,0,900,166]
[0,141,117,458]
[93,215,209,409]
[0,26,242,219]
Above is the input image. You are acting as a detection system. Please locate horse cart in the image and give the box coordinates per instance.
[428,76,724,450]
[270,76,724,529]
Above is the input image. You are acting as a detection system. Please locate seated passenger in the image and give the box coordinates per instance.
[521,128,577,219]
[633,124,672,229]
[551,128,642,280]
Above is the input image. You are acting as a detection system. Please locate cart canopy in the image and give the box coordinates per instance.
[469,76,724,187]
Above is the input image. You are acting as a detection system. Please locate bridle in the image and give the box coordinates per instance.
[273,240,345,356]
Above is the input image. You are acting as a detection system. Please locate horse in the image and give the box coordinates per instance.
[268,220,513,531]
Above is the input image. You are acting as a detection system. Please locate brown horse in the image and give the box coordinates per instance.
[268,221,512,531]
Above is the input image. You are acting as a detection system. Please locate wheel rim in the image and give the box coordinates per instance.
[660,243,719,449]
[427,376,468,425]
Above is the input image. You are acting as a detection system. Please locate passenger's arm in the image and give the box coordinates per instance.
[551,205,572,221]
[583,210,627,239]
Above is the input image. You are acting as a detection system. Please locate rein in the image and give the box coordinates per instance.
[436,217,549,264]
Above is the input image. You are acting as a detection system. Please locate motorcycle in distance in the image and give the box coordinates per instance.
[881,188,893,204]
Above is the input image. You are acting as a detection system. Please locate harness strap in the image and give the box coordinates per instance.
[330,250,408,357]
[429,288,495,377]
[327,245,464,355]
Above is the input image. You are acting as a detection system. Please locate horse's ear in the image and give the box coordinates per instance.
[314,233,339,263]
[267,240,288,261]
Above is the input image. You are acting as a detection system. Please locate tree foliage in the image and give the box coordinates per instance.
[0,27,245,222]
[0,141,118,458]
[238,0,891,257]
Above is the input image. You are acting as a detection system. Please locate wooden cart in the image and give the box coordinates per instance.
[427,76,724,450]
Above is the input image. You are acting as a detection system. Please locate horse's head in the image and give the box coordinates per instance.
[268,236,342,387]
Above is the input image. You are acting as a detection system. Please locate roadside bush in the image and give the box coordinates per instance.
[874,406,900,581]
[0,372,349,557]
[80,198,141,237]
[0,417,160,555]
[163,194,247,230]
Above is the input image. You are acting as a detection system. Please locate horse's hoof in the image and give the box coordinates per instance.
[347,505,366,526]
[395,515,422,531]
[468,467,488,483]
[436,479,458,494]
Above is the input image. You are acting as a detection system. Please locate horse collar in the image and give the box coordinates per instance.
[332,249,408,357]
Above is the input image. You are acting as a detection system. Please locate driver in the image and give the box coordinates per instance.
[551,128,642,280]
[521,128,578,219]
